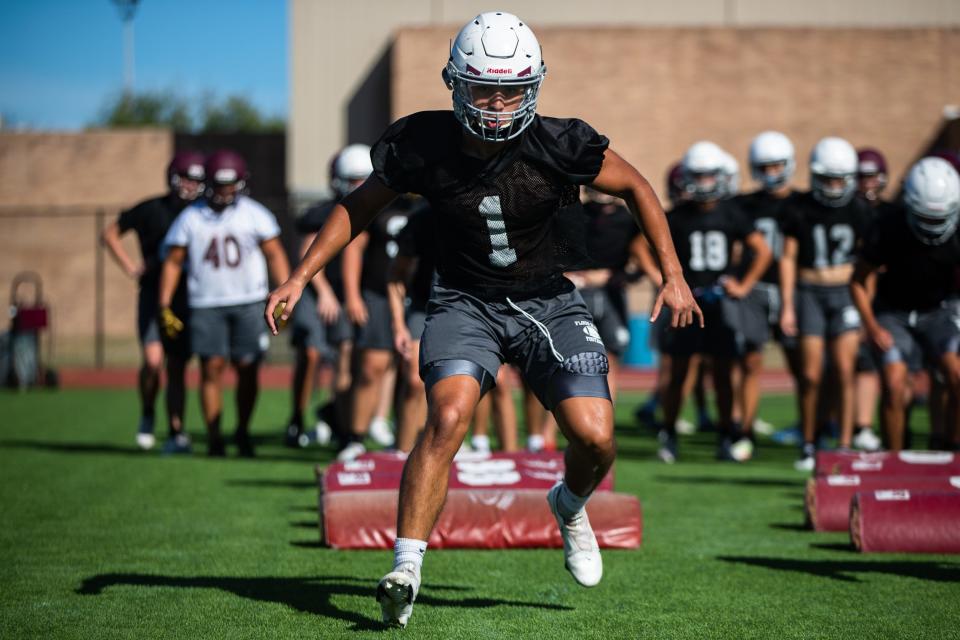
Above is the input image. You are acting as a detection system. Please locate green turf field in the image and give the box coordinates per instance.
[1,388,957,639]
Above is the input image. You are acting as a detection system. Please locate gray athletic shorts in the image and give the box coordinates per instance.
[419,282,609,410]
[290,287,329,354]
[662,295,745,358]
[407,306,427,341]
[579,287,630,356]
[796,283,860,339]
[876,307,960,369]
[138,286,190,357]
[191,301,268,362]
[742,283,796,351]
[354,289,393,351]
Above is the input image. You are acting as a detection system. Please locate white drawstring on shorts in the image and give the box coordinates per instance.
[506,297,564,363]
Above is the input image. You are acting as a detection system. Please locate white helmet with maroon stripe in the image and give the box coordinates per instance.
[904,157,960,245]
[443,11,546,142]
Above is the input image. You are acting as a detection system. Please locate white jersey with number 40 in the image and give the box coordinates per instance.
[164,195,281,308]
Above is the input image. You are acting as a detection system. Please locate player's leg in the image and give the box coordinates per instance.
[796,336,824,469]
[134,286,164,450]
[200,355,227,456]
[229,302,269,457]
[396,338,427,453]
[880,359,910,451]
[162,351,190,453]
[287,291,326,446]
[491,366,518,451]
[939,352,960,450]
[853,344,882,451]
[234,359,259,457]
[712,356,737,460]
[470,392,492,452]
[661,354,692,463]
[523,382,548,451]
[343,348,392,459]
[370,361,397,446]
[828,330,860,449]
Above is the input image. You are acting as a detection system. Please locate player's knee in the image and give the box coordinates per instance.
[304,347,322,366]
[425,402,470,448]
[800,368,821,390]
[202,357,227,380]
[575,424,616,461]
[358,355,388,385]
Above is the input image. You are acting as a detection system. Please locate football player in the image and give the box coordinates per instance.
[160,150,290,457]
[729,131,802,459]
[286,145,372,449]
[102,151,204,453]
[851,157,960,451]
[658,141,772,463]
[265,12,699,627]
[780,138,874,471]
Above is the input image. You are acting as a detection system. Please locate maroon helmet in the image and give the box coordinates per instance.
[204,149,248,207]
[856,148,888,201]
[666,161,686,205]
[167,150,205,201]
[930,149,960,175]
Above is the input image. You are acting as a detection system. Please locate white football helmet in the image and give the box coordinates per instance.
[749,131,795,190]
[682,141,726,202]
[809,137,858,207]
[330,144,372,197]
[903,157,960,245]
[443,12,546,142]
[719,149,740,198]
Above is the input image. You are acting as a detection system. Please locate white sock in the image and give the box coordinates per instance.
[556,481,590,521]
[527,434,545,452]
[470,434,490,452]
[393,537,428,573]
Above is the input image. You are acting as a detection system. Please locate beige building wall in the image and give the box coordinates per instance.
[0,130,173,364]
[289,0,960,198]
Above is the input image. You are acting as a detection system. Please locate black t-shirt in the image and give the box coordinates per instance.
[396,205,438,307]
[732,189,799,285]
[371,111,609,298]
[360,196,421,295]
[780,192,873,270]
[582,201,640,271]
[860,206,960,312]
[667,200,756,290]
[296,200,343,297]
[117,193,188,290]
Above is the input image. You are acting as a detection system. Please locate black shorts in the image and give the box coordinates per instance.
[137,287,190,358]
[796,283,861,339]
[662,293,744,359]
[419,282,608,410]
[579,287,630,356]
[354,290,393,351]
[876,307,960,371]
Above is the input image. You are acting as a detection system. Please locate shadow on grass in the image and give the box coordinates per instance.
[0,439,331,464]
[226,479,316,490]
[290,519,318,530]
[77,573,572,631]
[717,556,960,583]
[769,522,809,532]
[810,542,856,553]
[655,475,802,488]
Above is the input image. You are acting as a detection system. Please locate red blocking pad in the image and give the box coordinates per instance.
[806,475,960,532]
[322,450,615,493]
[851,490,960,553]
[815,450,960,477]
[320,488,642,550]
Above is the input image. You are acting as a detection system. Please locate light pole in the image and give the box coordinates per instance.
[111,0,140,93]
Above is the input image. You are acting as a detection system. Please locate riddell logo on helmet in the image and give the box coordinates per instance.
[486,68,513,74]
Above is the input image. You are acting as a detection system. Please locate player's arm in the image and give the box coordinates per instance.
[850,258,892,351]
[590,148,701,328]
[629,235,663,288]
[300,233,340,323]
[158,246,186,338]
[265,176,398,334]
[341,231,370,326]
[100,220,142,280]
[260,236,291,287]
[723,232,772,299]
[387,255,417,360]
[779,236,798,337]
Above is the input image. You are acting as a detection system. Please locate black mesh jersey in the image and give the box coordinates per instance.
[732,190,799,285]
[296,200,344,297]
[860,205,960,312]
[780,192,874,270]
[371,110,609,299]
[396,205,438,307]
[361,195,421,295]
[117,193,188,291]
[582,201,640,271]
[667,200,756,290]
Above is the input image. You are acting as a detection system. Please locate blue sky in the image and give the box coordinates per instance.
[0,0,287,129]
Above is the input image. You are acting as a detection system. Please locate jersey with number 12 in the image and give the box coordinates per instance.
[163,195,281,308]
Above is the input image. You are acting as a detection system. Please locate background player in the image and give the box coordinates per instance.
[265,12,699,628]
[780,137,874,470]
[102,151,204,453]
[851,157,960,451]
[160,150,289,457]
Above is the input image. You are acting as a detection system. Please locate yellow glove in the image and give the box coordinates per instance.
[272,301,288,331]
[160,307,184,339]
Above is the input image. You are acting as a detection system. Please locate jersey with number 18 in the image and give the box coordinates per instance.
[163,195,281,308]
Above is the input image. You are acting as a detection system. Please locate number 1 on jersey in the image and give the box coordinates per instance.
[479,195,517,267]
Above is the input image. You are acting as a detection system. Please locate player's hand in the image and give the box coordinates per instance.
[126,264,145,280]
[159,307,184,339]
[394,327,413,361]
[345,295,368,326]
[867,324,894,352]
[780,306,797,337]
[316,289,341,324]
[652,276,703,329]
[721,277,750,300]
[265,280,305,335]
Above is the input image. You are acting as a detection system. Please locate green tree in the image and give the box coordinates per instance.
[95,90,193,130]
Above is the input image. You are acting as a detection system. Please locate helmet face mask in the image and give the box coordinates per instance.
[203,150,248,209]
[682,141,726,203]
[904,157,960,245]
[330,144,373,198]
[749,131,795,191]
[167,151,206,202]
[809,137,857,208]
[445,12,546,143]
[857,148,888,201]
